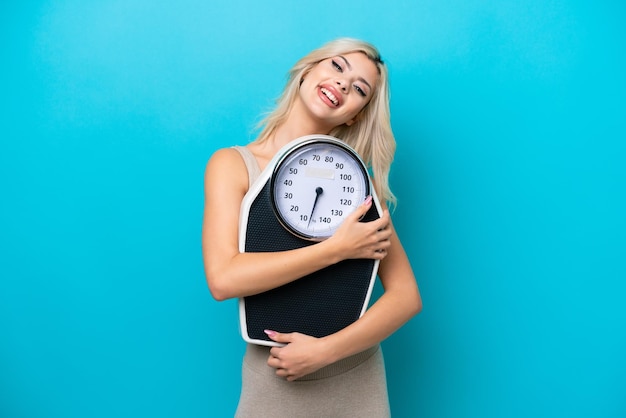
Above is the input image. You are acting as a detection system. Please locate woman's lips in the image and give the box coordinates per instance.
[319,85,342,107]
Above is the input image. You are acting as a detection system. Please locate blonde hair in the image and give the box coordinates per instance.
[255,38,397,206]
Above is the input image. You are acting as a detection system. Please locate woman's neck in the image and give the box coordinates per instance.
[249,118,328,169]
[271,107,333,148]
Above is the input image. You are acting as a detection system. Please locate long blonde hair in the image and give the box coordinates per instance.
[255,38,397,206]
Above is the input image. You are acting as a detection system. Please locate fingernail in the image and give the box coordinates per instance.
[363,195,372,206]
[264,329,277,337]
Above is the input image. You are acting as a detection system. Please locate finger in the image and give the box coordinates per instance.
[269,346,281,357]
[373,210,391,229]
[273,367,295,380]
[264,329,293,344]
[378,236,392,250]
[373,239,392,256]
[275,367,288,375]
[350,195,373,221]
[267,355,281,369]
[377,227,392,241]
[374,248,387,257]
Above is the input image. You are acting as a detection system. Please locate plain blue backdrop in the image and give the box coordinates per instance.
[1,1,625,417]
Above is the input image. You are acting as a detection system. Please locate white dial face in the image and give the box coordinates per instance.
[272,140,369,240]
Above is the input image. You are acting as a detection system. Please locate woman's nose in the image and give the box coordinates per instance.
[336,80,347,92]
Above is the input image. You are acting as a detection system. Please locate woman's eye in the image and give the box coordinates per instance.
[331,60,343,72]
[354,85,367,97]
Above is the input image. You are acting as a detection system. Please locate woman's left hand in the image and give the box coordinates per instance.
[264,330,333,381]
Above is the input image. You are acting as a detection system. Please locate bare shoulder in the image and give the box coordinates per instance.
[204,147,249,195]
[206,147,245,170]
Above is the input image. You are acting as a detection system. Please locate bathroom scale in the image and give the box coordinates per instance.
[238,135,382,347]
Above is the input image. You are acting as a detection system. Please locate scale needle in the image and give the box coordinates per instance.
[307,187,324,228]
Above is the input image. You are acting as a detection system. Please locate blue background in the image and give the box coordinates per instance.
[2,1,625,417]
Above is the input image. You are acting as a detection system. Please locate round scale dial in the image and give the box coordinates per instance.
[271,138,370,241]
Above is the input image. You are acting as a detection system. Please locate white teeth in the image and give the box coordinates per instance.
[321,88,339,106]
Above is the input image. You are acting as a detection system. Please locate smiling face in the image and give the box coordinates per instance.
[295,51,380,132]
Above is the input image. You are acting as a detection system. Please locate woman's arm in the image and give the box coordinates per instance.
[266,217,422,381]
[202,148,392,301]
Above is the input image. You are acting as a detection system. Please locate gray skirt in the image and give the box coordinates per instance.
[235,344,390,417]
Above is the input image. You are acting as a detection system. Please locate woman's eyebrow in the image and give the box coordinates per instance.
[338,55,373,91]
[338,55,352,70]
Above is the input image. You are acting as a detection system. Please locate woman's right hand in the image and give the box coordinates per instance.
[326,196,392,261]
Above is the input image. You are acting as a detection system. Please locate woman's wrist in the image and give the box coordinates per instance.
[318,335,341,366]
[317,237,344,265]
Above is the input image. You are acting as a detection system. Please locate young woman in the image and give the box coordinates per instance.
[202,38,422,417]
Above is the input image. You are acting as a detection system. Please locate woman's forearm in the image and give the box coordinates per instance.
[322,282,421,363]
[321,228,422,362]
[204,239,341,301]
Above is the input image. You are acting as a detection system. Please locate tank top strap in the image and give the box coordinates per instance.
[232,146,262,188]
